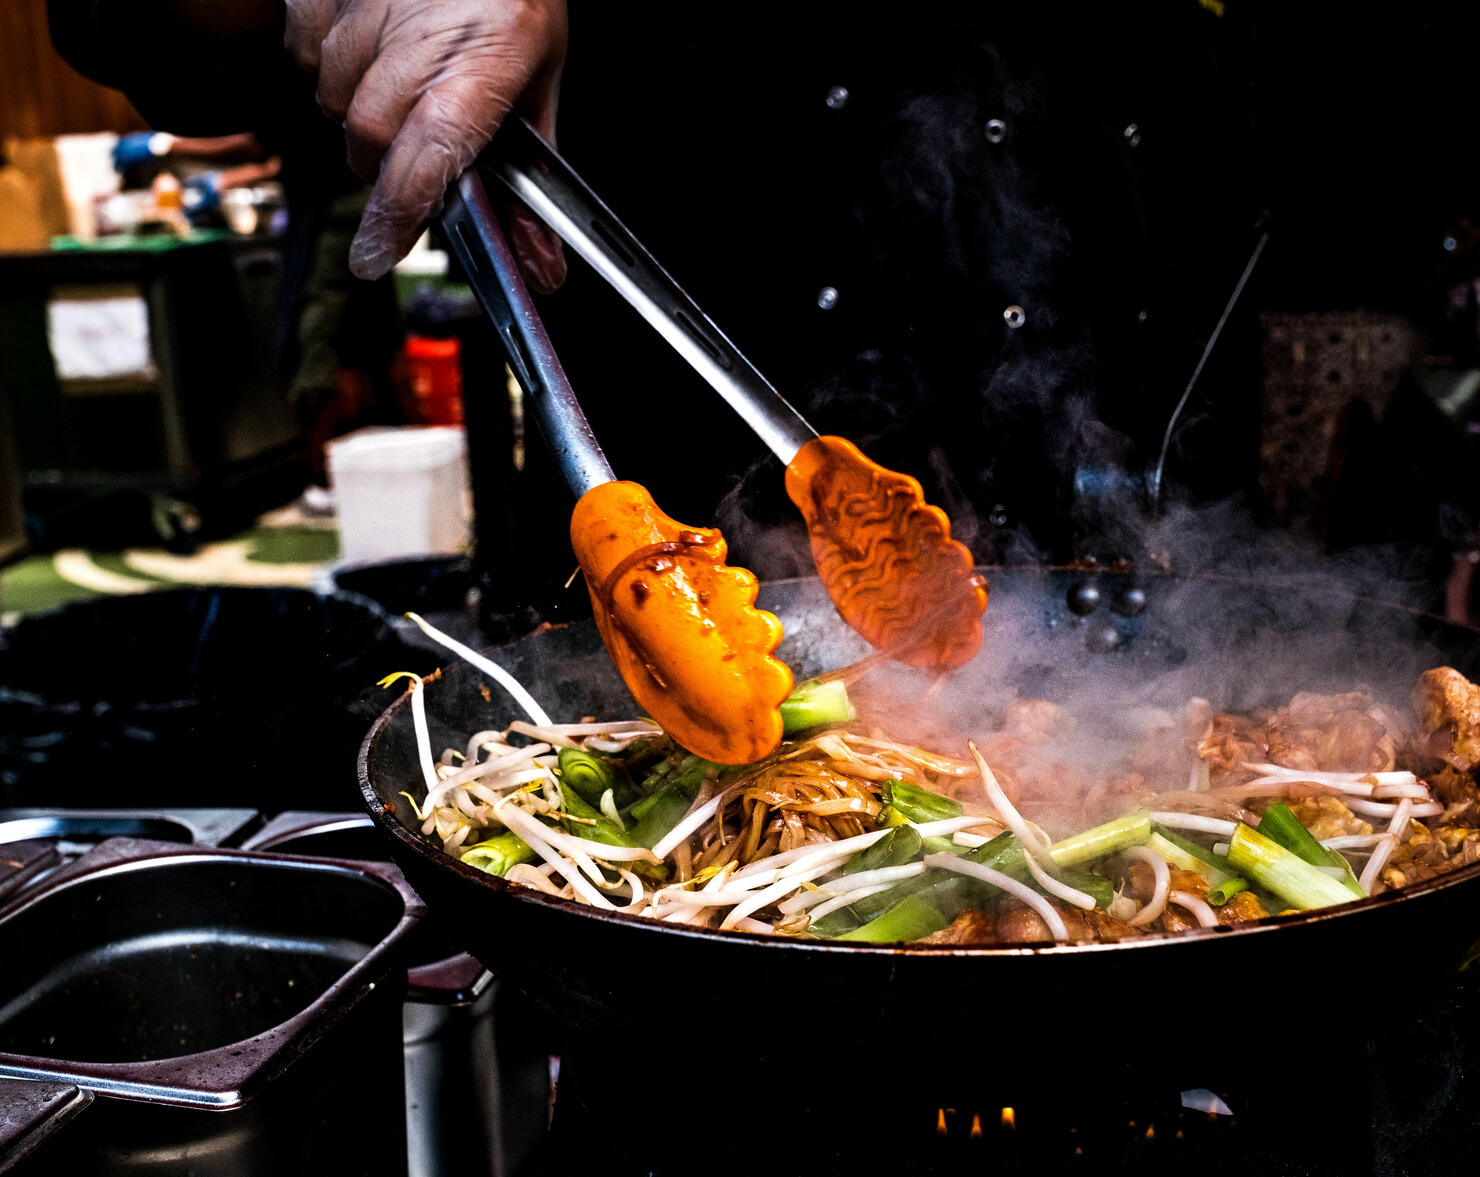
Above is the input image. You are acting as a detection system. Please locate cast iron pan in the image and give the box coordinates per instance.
[359,570,1480,1085]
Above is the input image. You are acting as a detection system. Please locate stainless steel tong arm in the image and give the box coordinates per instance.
[490,119,817,466]
[440,169,615,498]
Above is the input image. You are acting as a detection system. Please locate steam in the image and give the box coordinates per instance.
[766,496,1458,836]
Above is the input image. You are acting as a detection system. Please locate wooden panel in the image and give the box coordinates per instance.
[0,0,150,139]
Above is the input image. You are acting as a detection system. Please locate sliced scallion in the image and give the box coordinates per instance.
[845,825,924,875]
[1048,810,1152,867]
[1206,877,1250,906]
[878,780,964,827]
[831,893,950,943]
[1146,831,1234,885]
[1226,823,1357,910]
[1257,802,1364,899]
[780,679,856,734]
[557,747,619,805]
[460,831,537,877]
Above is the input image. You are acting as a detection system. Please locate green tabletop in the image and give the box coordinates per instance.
[50,229,236,253]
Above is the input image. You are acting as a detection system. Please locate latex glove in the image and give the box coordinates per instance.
[286,0,568,288]
[182,172,222,222]
[112,131,176,172]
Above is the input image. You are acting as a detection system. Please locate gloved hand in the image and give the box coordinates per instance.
[285,0,568,289]
[182,172,222,223]
[112,131,175,172]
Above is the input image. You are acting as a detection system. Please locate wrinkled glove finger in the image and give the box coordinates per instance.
[337,14,543,183]
[348,77,507,279]
[284,0,348,72]
[314,0,393,125]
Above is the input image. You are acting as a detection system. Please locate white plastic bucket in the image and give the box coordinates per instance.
[327,427,470,564]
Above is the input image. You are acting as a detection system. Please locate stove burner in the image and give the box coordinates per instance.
[520,971,1480,1177]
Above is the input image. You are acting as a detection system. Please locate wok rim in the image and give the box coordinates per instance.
[356,637,1480,962]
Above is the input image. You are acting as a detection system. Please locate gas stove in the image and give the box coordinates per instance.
[518,968,1480,1177]
[4,807,1479,1177]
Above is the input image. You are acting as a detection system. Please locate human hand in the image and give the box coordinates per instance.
[285,0,568,288]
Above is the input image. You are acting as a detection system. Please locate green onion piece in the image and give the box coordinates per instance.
[1048,810,1152,867]
[832,893,949,943]
[631,754,717,818]
[1226,823,1357,910]
[1206,877,1251,906]
[639,758,675,795]
[625,778,702,848]
[1256,802,1329,864]
[780,679,856,734]
[810,874,967,935]
[559,781,631,849]
[1258,802,1364,899]
[964,831,1115,909]
[878,779,964,827]
[460,832,537,877]
[845,825,923,875]
[1146,832,1235,885]
[1151,825,1230,872]
[557,747,618,804]
[1059,870,1115,910]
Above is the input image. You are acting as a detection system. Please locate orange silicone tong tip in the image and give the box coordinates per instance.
[570,481,793,765]
[785,436,987,671]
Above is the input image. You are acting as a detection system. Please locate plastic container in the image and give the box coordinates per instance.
[327,427,469,564]
[401,335,464,425]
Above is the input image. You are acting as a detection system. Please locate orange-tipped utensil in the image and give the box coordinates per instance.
[491,120,987,671]
[441,172,792,764]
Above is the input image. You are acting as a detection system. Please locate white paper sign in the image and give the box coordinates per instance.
[46,286,156,382]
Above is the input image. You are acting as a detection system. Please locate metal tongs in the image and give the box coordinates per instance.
[439,168,612,499]
[487,118,817,468]
[483,119,986,673]
[438,173,793,765]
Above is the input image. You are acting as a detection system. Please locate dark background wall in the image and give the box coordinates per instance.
[1,0,147,139]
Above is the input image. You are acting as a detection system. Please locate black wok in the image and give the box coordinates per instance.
[359,569,1480,1089]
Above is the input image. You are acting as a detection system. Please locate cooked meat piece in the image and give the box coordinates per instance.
[1217,890,1269,924]
[1144,866,1271,928]
[1264,692,1397,773]
[1286,796,1373,840]
[1412,667,1480,773]
[1431,765,1480,807]
[1381,859,1448,890]
[1004,699,1070,741]
[917,908,997,946]
[1386,821,1450,876]
[1170,868,1210,897]
[994,903,1138,943]
[1124,863,1205,903]
[1434,825,1480,866]
[1159,905,1201,933]
[1198,712,1268,776]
